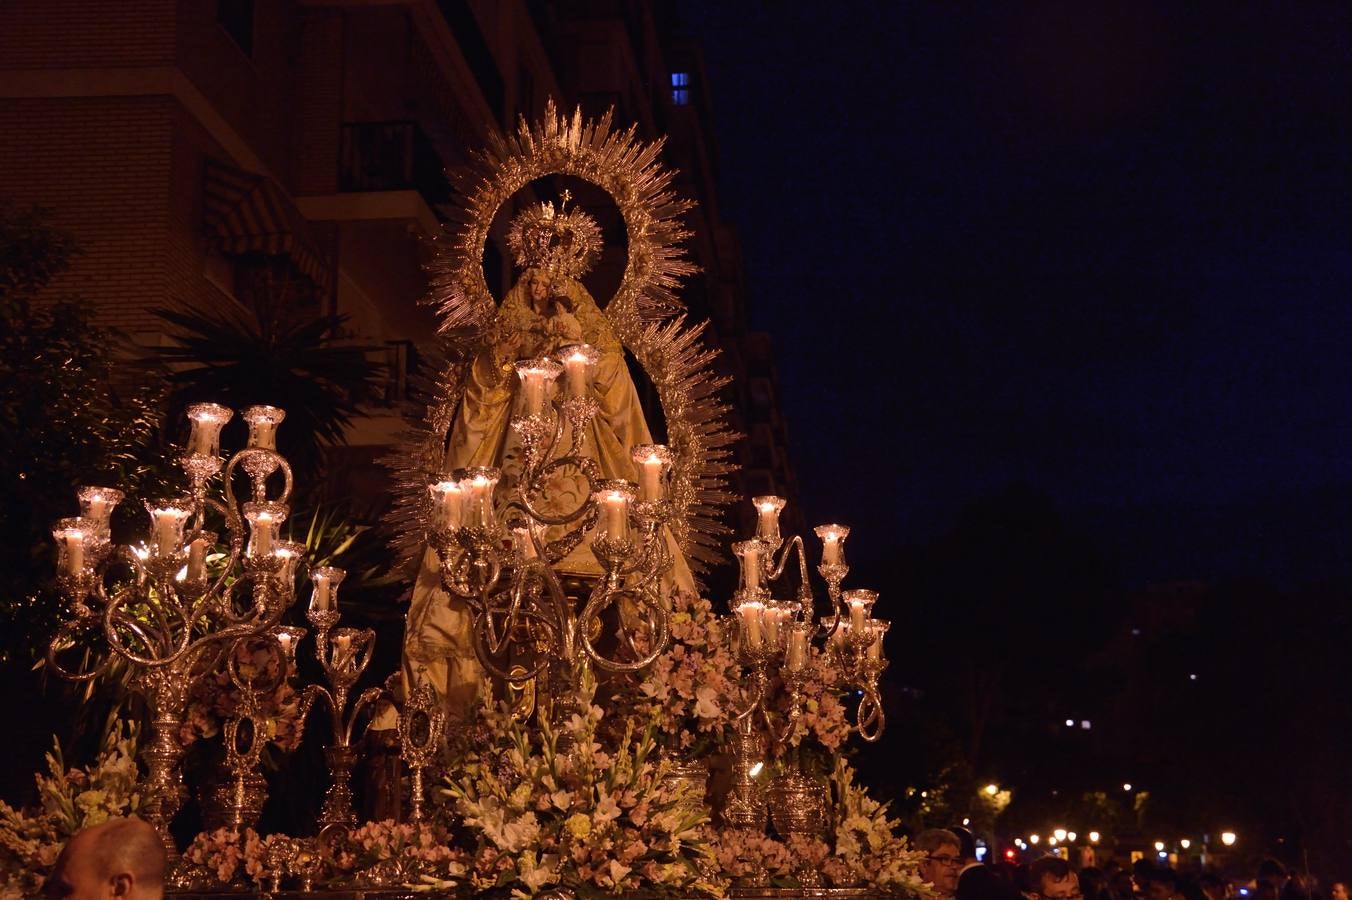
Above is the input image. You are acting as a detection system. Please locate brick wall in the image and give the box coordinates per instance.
[296,10,344,197]
[0,96,174,334]
[0,0,176,70]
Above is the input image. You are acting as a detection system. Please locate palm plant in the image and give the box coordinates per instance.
[148,302,386,484]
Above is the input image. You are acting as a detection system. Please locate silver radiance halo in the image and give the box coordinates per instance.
[386,101,739,582]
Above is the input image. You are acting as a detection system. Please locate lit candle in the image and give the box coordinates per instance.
[273,539,304,583]
[52,518,89,577]
[632,444,671,502]
[787,625,809,671]
[428,480,466,531]
[185,403,232,457]
[243,405,286,451]
[867,620,889,662]
[186,533,211,582]
[602,486,627,535]
[737,600,765,650]
[557,344,598,398]
[331,630,354,669]
[310,566,345,612]
[272,626,306,666]
[459,467,500,531]
[78,486,122,535]
[146,499,193,558]
[249,513,274,557]
[815,523,850,567]
[843,589,877,632]
[515,357,561,417]
[753,496,786,547]
[733,540,764,591]
[763,602,784,647]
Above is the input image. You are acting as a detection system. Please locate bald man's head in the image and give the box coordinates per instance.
[46,816,165,900]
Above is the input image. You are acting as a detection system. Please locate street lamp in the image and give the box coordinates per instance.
[1054,829,1068,841]
[1154,841,1165,852]
[1181,839,1191,850]
[1030,834,1040,845]
[1221,832,1237,847]
[1089,831,1101,843]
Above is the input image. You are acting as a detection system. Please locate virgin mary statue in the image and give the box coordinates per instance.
[401,198,694,718]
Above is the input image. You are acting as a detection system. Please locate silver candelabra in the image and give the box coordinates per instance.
[47,403,301,863]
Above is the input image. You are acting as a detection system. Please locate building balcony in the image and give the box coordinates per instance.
[339,120,451,206]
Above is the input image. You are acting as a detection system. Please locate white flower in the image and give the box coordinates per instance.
[694,684,721,719]
[500,812,540,853]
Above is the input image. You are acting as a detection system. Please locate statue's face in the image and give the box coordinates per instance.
[529,273,549,303]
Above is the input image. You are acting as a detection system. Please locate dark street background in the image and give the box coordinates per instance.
[685,1,1352,873]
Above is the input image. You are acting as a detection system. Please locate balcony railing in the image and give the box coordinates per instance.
[339,121,451,206]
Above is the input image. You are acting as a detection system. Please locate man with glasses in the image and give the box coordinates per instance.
[1026,856,1084,900]
[917,828,966,899]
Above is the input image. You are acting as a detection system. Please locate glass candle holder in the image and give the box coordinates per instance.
[185,402,233,457]
[243,502,288,559]
[733,539,767,592]
[515,357,563,418]
[428,479,466,532]
[736,599,766,651]
[242,405,286,451]
[865,618,890,663]
[632,444,673,502]
[842,589,878,633]
[145,498,194,559]
[52,517,93,578]
[458,467,501,531]
[77,486,123,536]
[753,495,787,548]
[815,523,850,568]
[592,480,637,543]
[310,566,346,613]
[557,343,598,399]
[273,540,306,585]
[512,526,538,559]
[271,625,307,669]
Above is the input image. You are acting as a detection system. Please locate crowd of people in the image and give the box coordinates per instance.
[918,826,1343,900]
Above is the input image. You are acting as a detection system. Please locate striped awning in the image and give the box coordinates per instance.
[203,161,333,292]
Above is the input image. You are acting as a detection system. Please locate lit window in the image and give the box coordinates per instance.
[1080,720,1092,730]
[671,72,690,87]
[671,89,690,106]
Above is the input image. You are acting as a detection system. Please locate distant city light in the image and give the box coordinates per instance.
[1123,783,1133,792]
[985,783,1000,796]
[1049,837,1058,846]
[963,818,971,826]
[1154,841,1165,852]
[1159,851,1168,859]
[1065,719,1075,727]
[1054,829,1067,841]
[1081,720,1092,729]
[1181,839,1191,850]
[1089,831,1101,843]
[1068,832,1078,842]
[1006,848,1017,860]
[1030,834,1040,845]
[1189,673,1198,681]
[1222,832,1237,847]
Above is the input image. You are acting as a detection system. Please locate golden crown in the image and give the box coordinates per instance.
[506,192,603,279]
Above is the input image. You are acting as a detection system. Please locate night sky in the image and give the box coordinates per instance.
[685,3,1352,588]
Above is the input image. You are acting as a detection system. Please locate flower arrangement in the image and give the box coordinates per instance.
[180,639,302,750]
[706,758,931,895]
[0,718,142,899]
[179,820,465,890]
[429,697,719,896]
[609,589,741,755]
